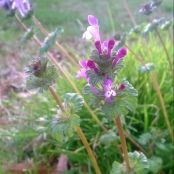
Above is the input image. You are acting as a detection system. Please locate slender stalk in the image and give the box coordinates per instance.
[76,127,102,174]
[107,3,116,33]
[155,29,173,76]
[32,16,78,67]
[48,86,101,174]
[124,131,146,154]
[126,43,173,142]
[48,86,65,112]
[115,117,131,171]
[150,72,174,142]
[15,14,106,132]
[122,0,137,27]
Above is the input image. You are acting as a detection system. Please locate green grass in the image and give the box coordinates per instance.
[0,31,173,173]
[0,0,172,40]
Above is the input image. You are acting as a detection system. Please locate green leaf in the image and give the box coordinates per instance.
[139,63,155,74]
[111,151,150,174]
[86,70,100,86]
[138,132,152,145]
[83,84,91,95]
[128,151,149,174]
[160,20,172,30]
[39,28,60,54]
[51,113,80,142]
[110,161,125,174]
[64,93,84,113]
[26,64,57,91]
[148,156,162,173]
[91,50,101,63]
[20,27,34,44]
[102,80,138,118]
[99,130,118,145]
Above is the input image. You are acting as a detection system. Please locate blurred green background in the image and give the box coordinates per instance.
[0,0,172,41]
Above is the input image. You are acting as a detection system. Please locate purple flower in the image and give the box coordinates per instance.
[118,83,126,91]
[103,78,116,103]
[112,47,127,66]
[76,60,89,80]
[76,59,98,80]
[107,39,116,58]
[0,0,13,10]
[95,39,116,58]
[139,2,155,15]
[83,15,100,42]
[90,85,99,96]
[88,15,98,25]
[87,60,99,73]
[12,0,32,18]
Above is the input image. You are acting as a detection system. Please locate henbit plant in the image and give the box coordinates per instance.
[77,15,152,173]
[25,52,101,173]
[15,14,107,132]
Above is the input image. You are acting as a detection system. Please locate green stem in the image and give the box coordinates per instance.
[48,86,101,174]
[32,16,78,67]
[126,43,173,142]
[15,14,107,132]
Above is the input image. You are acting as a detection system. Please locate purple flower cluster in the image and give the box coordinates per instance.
[139,0,163,15]
[78,15,127,103]
[0,0,32,17]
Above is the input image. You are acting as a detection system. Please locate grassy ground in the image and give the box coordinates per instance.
[0,0,173,41]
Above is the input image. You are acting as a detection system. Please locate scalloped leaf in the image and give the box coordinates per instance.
[128,151,149,173]
[51,113,80,142]
[102,80,138,118]
[110,161,126,174]
[148,156,162,173]
[110,151,150,174]
[86,70,100,86]
[20,27,34,44]
[64,93,84,113]
[99,130,118,145]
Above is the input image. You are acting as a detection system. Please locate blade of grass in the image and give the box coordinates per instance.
[126,43,174,142]
[122,0,137,27]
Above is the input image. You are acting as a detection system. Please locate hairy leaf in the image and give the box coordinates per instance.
[40,28,59,54]
[64,93,84,113]
[103,80,138,117]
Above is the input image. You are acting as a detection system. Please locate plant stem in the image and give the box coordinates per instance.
[76,127,102,174]
[155,29,173,76]
[126,44,173,142]
[48,86,65,112]
[15,14,106,132]
[107,3,116,33]
[150,72,174,142]
[123,0,137,27]
[32,16,78,67]
[48,86,101,174]
[115,117,131,171]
